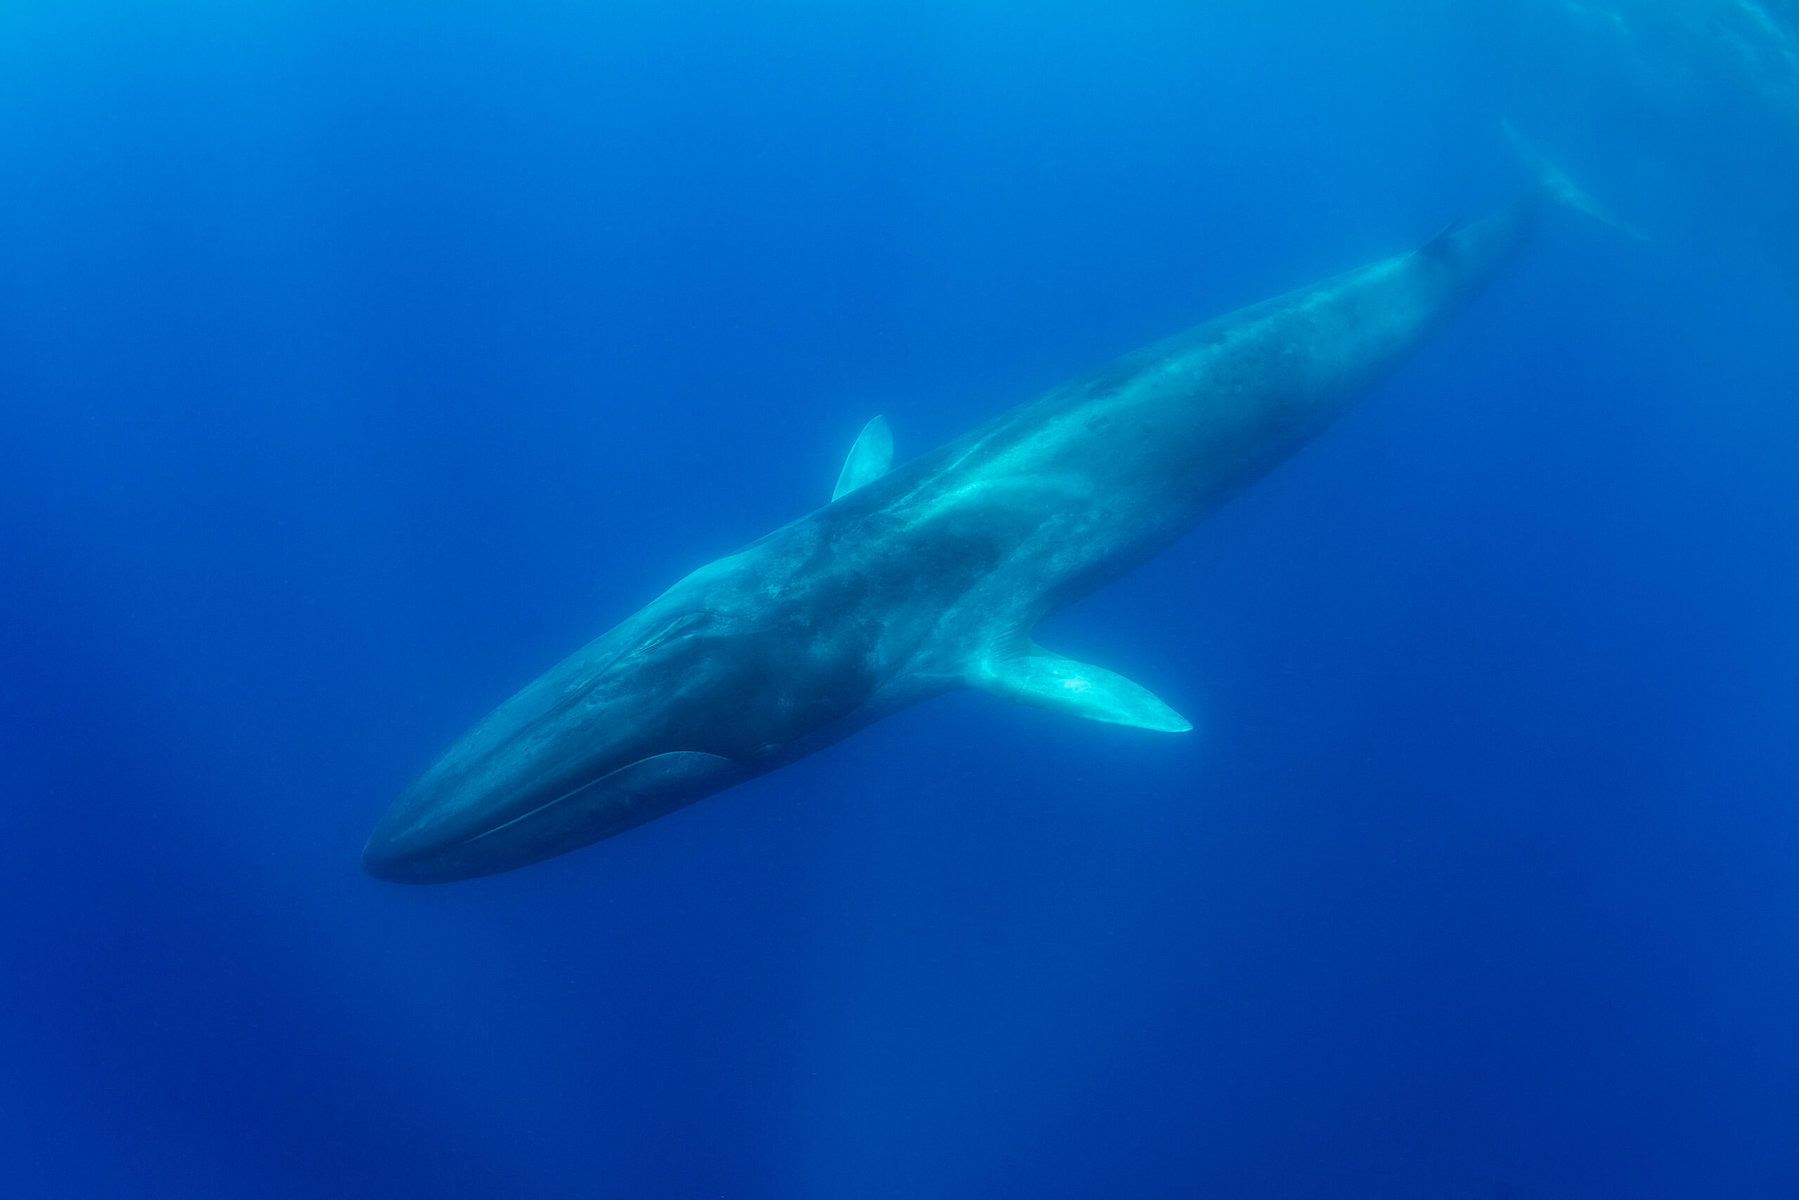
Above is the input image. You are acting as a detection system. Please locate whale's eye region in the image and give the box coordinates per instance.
[639,610,720,654]
[600,610,729,680]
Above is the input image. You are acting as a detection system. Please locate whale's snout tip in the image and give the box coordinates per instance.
[360,810,480,884]
[360,826,431,883]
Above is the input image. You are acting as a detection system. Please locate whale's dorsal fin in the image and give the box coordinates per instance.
[1419,218,1466,259]
[969,642,1192,733]
[832,416,893,501]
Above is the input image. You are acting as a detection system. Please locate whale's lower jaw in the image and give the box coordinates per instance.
[363,751,748,883]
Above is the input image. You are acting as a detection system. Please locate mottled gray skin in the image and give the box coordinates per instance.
[364,194,1545,883]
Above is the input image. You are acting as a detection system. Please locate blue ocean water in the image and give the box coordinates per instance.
[4,1,1798,1196]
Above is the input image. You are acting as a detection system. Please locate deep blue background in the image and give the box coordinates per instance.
[4,2,1798,1196]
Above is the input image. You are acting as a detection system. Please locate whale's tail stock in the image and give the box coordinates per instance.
[1503,120,1648,240]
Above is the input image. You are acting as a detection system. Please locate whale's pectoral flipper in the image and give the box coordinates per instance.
[832,415,894,501]
[969,643,1193,733]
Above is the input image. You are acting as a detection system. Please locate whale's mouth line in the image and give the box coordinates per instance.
[449,749,743,850]
[451,758,653,849]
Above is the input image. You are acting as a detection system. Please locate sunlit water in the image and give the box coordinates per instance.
[3,3,1796,1197]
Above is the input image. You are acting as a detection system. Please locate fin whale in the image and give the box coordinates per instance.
[363,171,1590,883]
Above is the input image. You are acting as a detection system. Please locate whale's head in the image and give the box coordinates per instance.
[361,608,753,883]
[362,548,875,883]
